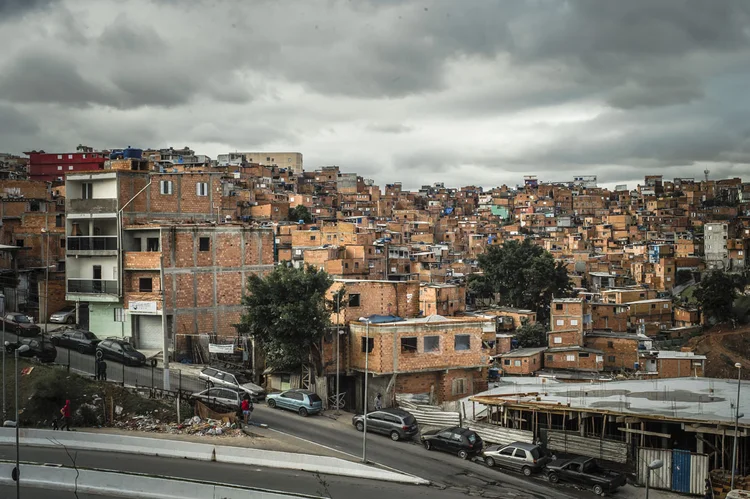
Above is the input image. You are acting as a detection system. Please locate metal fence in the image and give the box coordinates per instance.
[56,344,205,396]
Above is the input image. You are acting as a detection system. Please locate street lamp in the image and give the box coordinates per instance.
[359,316,371,464]
[645,459,664,499]
[335,291,341,416]
[13,343,29,499]
[731,362,743,490]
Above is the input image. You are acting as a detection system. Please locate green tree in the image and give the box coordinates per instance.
[289,205,313,224]
[469,239,571,323]
[514,320,547,348]
[695,270,739,323]
[238,264,333,374]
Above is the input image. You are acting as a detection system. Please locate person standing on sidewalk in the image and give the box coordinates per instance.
[374,393,383,411]
[241,395,253,425]
[59,400,72,431]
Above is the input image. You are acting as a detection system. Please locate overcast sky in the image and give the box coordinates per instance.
[2,0,750,191]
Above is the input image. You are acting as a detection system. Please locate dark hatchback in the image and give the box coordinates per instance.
[421,426,483,460]
[96,339,146,366]
[2,313,41,337]
[352,408,419,441]
[50,328,100,354]
[5,338,57,363]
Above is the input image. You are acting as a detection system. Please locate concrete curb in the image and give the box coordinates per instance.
[0,462,317,498]
[0,428,429,485]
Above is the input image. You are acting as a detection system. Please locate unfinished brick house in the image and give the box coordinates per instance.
[418,282,466,316]
[545,298,604,372]
[348,315,494,411]
[496,347,545,375]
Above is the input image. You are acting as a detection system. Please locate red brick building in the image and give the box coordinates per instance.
[348,315,494,410]
[26,151,106,182]
[497,347,545,375]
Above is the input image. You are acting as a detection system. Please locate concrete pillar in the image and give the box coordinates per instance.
[696,432,704,454]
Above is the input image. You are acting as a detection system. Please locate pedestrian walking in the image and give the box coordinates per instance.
[59,400,72,431]
[98,360,107,381]
[374,393,383,411]
[241,395,253,425]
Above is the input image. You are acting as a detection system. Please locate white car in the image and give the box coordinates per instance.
[199,367,265,401]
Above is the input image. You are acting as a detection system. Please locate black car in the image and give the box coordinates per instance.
[96,339,146,366]
[5,338,57,363]
[352,408,419,441]
[546,457,626,495]
[421,426,483,460]
[2,313,41,337]
[50,328,100,354]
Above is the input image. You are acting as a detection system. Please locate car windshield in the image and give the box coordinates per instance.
[235,374,249,384]
[14,315,31,323]
[83,332,98,340]
[121,343,136,352]
[467,433,477,444]
[530,448,542,459]
[403,415,416,425]
[307,394,322,403]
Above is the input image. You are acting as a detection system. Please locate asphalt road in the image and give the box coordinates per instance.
[0,445,521,499]
[248,404,595,499]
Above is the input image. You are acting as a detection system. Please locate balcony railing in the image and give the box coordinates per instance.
[67,236,118,251]
[67,279,118,295]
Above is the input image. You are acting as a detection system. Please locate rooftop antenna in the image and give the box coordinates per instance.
[704,169,710,182]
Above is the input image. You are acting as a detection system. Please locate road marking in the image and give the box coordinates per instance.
[263,426,430,485]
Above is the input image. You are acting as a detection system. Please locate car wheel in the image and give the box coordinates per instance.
[593,485,603,496]
[390,431,400,442]
[423,441,432,451]
[66,317,75,324]
[458,450,469,460]
[298,407,308,417]
[485,457,495,468]
[77,345,86,354]
[267,399,276,408]
[548,473,559,484]
[522,466,532,477]
[355,421,364,432]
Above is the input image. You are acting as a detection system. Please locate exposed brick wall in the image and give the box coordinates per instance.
[499,353,542,375]
[585,336,638,371]
[328,280,420,324]
[656,358,704,378]
[160,227,274,357]
[590,303,629,332]
[547,329,582,348]
[348,319,490,375]
[545,350,603,371]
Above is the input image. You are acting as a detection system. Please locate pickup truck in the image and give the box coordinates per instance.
[546,456,626,495]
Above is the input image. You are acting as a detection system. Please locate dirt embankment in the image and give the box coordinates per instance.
[686,325,750,379]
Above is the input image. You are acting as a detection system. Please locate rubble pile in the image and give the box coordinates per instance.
[114,414,247,438]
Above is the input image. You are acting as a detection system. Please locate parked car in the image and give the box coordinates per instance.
[545,457,626,495]
[199,367,266,401]
[96,338,147,366]
[482,441,551,476]
[49,306,76,325]
[2,313,40,337]
[190,387,243,412]
[266,389,323,417]
[421,426,483,460]
[352,408,419,441]
[5,338,57,363]
[50,328,100,354]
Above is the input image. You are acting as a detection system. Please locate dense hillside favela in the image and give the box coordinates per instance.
[2,147,750,496]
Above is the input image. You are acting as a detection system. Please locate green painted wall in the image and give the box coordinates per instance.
[88,301,131,338]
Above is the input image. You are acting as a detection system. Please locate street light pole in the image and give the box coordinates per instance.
[14,344,29,499]
[731,362,742,490]
[43,228,50,349]
[645,459,663,499]
[362,317,370,464]
[335,291,341,416]
[2,293,5,422]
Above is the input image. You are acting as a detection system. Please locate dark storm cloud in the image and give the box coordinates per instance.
[0,0,59,18]
[0,105,39,135]
[0,51,115,107]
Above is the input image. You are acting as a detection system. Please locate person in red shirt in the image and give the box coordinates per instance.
[241,395,253,425]
[59,400,72,431]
